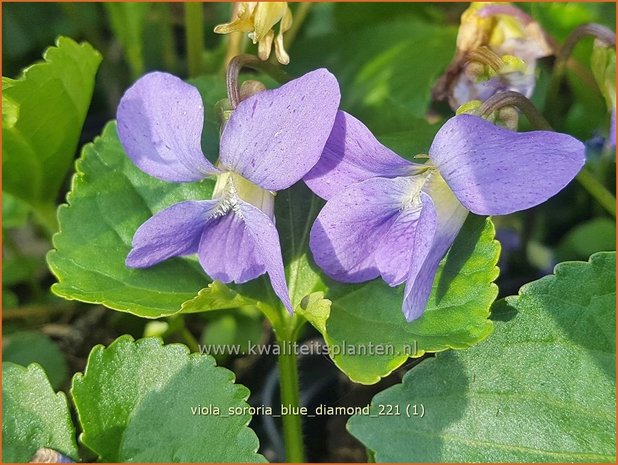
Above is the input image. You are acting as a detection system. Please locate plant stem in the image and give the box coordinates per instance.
[226,54,290,108]
[576,167,617,218]
[184,2,204,78]
[180,325,201,353]
[277,320,305,463]
[479,91,552,130]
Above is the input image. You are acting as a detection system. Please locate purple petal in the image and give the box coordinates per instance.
[219,69,340,191]
[310,176,418,283]
[197,210,265,283]
[304,111,417,200]
[374,203,424,287]
[402,176,469,321]
[117,72,219,182]
[429,114,585,216]
[198,201,292,312]
[126,200,218,268]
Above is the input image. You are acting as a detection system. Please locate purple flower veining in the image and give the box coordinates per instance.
[116,70,340,312]
[305,111,585,321]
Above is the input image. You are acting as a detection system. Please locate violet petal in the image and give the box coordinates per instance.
[304,111,418,200]
[198,201,293,313]
[402,176,469,321]
[429,114,585,216]
[219,69,341,191]
[374,201,425,287]
[126,200,218,268]
[117,72,219,182]
[310,176,418,283]
[197,210,266,283]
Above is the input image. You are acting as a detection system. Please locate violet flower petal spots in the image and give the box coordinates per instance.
[429,114,586,216]
[126,200,219,268]
[310,176,419,283]
[117,72,219,182]
[304,111,418,200]
[219,69,341,191]
[198,201,293,313]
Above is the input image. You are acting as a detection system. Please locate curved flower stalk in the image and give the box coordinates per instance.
[305,112,585,321]
[116,70,340,312]
[215,2,293,65]
[434,2,552,110]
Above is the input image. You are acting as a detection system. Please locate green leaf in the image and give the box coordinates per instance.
[277,182,328,307]
[104,3,147,79]
[200,309,264,363]
[2,362,78,463]
[348,252,616,462]
[291,18,457,130]
[180,279,277,315]
[2,36,101,213]
[3,331,69,389]
[47,122,212,318]
[591,42,616,110]
[557,217,616,261]
[2,191,31,228]
[307,215,500,384]
[71,336,265,462]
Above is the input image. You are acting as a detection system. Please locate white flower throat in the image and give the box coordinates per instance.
[212,171,276,218]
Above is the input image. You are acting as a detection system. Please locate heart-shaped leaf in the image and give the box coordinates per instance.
[71,336,266,462]
[348,252,616,462]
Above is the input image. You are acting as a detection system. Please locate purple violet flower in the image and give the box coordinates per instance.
[305,111,585,321]
[116,70,340,312]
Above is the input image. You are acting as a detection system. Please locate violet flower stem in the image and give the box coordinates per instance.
[276,316,305,463]
[184,2,204,78]
[576,167,617,218]
[180,326,200,353]
[226,54,290,108]
[479,91,553,131]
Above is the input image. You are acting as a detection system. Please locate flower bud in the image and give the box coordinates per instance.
[215,2,293,65]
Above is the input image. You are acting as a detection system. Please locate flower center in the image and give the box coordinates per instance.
[212,171,276,219]
[401,165,437,210]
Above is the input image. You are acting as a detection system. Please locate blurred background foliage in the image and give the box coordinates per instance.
[2,2,616,461]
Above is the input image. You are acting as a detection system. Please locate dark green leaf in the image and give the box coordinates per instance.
[71,336,265,462]
[3,331,68,389]
[2,363,78,463]
[2,37,101,214]
[348,252,616,462]
[2,192,31,228]
[557,217,616,261]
